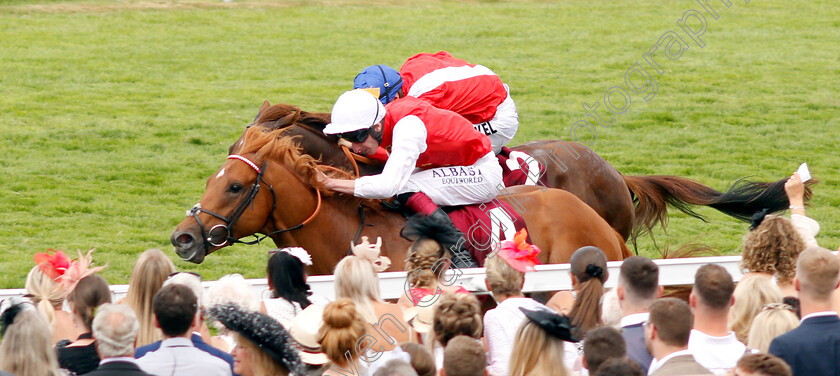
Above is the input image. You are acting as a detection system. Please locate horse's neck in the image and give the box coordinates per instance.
[261,163,408,274]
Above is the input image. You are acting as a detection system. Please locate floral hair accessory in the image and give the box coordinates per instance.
[271,247,313,266]
[33,249,72,282]
[58,249,107,296]
[498,228,541,273]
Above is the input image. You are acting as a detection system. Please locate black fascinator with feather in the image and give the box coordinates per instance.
[520,307,580,343]
[402,212,463,255]
[0,299,31,338]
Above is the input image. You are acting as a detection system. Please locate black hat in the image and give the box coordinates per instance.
[207,303,304,374]
[520,307,580,343]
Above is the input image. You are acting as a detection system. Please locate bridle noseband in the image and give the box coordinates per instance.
[187,154,321,256]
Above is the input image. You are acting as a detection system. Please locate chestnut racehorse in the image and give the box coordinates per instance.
[230,101,802,243]
[173,127,631,273]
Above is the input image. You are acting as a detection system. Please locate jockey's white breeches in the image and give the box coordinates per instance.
[401,152,503,207]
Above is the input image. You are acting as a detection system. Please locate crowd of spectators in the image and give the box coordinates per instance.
[0,173,837,376]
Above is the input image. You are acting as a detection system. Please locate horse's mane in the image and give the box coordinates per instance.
[253,103,331,132]
[238,127,347,191]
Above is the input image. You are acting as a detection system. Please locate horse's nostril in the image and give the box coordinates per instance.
[177,233,194,245]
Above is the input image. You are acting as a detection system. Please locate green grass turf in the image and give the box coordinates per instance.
[1,0,838,288]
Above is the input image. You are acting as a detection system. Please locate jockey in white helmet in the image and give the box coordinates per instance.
[320,89,504,268]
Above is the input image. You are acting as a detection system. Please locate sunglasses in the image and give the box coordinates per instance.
[340,128,370,144]
[761,302,795,312]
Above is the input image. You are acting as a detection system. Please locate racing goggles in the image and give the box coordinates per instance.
[340,128,370,143]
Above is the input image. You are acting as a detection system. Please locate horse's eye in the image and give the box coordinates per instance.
[229,183,243,194]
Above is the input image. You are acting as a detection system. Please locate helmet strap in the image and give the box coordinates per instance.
[376,65,402,104]
[369,124,383,144]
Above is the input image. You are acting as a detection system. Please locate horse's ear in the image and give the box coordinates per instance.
[274,106,301,129]
[253,100,272,123]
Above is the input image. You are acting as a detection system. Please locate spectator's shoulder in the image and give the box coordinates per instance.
[195,337,234,362]
[134,340,163,358]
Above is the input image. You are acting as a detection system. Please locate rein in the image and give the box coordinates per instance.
[340,144,382,178]
[188,155,322,254]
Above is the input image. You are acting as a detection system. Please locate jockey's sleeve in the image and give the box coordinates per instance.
[353,115,427,199]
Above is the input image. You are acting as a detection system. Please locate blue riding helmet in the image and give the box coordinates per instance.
[353,64,403,105]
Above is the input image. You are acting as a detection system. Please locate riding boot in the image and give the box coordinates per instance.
[427,208,479,268]
[397,192,479,268]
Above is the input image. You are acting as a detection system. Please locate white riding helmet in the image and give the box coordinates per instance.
[323,89,387,135]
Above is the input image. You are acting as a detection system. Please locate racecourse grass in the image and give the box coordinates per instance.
[1,0,838,288]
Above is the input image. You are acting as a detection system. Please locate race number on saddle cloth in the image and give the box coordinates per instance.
[399,51,518,154]
[446,200,530,267]
[496,147,550,187]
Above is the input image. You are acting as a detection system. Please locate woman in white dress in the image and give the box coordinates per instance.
[260,247,329,326]
[483,229,546,376]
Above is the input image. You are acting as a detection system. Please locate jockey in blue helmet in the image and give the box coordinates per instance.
[353,65,404,105]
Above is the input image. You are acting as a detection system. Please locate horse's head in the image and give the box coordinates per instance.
[173,127,345,264]
[171,150,278,263]
[174,125,286,263]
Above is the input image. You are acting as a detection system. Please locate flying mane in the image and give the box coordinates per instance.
[253,103,331,132]
[237,127,352,194]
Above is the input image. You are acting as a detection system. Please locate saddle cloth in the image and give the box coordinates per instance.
[447,200,529,266]
[496,147,549,187]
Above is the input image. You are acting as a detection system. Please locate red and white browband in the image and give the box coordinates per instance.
[227,155,260,173]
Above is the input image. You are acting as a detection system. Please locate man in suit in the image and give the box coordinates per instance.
[688,264,746,375]
[87,303,152,376]
[617,256,663,374]
[769,246,840,376]
[136,284,232,376]
[645,298,712,376]
[134,272,235,374]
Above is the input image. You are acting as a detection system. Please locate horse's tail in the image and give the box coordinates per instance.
[623,175,810,239]
[613,229,634,259]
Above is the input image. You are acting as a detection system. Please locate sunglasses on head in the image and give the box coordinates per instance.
[340,128,370,143]
[167,271,202,281]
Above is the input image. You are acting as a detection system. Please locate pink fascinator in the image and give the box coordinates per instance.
[498,229,541,272]
[58,249,107,295]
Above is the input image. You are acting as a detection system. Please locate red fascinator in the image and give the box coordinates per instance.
[33,249,72,281]
[498,229,541,272]
[34,248,106,295]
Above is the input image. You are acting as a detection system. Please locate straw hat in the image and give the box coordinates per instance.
[287,303,329,365]
[403,295,439,334]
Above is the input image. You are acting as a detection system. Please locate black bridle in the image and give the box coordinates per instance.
[188,154,367,258]
[188,155,276,256]
[187,154,325,256]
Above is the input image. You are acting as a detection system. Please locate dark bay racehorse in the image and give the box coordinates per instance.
[173,127,631,273]
[230,101,803,243]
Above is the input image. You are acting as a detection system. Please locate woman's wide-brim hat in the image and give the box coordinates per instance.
[288,303,330,365]
[207,303,304,374]
[402,295,439,334]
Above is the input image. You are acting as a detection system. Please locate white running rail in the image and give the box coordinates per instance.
[0,255,745,302]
